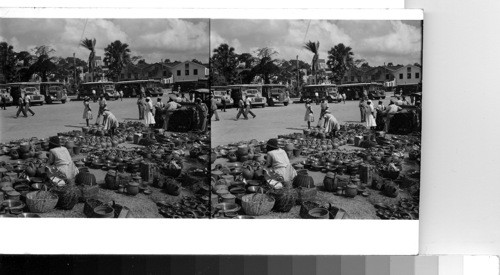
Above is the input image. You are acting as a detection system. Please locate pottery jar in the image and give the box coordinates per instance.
[344,184,358,198]
[127,181,140,196]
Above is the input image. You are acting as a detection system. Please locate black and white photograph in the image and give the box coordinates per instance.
[0,18,211,218]
[210,19,423,219]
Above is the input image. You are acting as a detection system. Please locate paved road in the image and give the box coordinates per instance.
[0,95,172,142]
[211,97,396,147]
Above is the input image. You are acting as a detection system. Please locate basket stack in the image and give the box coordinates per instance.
[26,191,58,213]
[241,194,275,216]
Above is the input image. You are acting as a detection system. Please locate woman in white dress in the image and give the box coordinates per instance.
[47,138,79,182]
[144,97,156,128]
[102,110,119,136]
[323,110,341,137]
[365,100,377,129]
[82,97,93,127]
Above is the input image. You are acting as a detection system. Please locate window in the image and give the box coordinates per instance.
[185,63,189,69]
[415,72,420,78]
[193,69,198,75]
[185,70,189,76]
[177,70,181,76]
[386,74,390,80]
[407,67,411,72]
[407,73,412,79]
[399,73,403,79]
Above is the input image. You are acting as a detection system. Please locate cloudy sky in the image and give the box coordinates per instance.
[211,20,422,66]
[0,18,209,63]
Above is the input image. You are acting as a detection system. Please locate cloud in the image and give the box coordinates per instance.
[211,19,422,66]
[0,18,209,63]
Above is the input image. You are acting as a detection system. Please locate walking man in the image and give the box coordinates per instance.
[119,89,124,101]
[342,91,346,104]
[92,89,97,102]
[24,93,35,116]
[1,89,7,110]
[221,97,226,112]
[15,95,27,118]
[210,93,220,121]
[359,98,366,122]
[245,96,256,119]
[235,97,248,120]
[95,94,107,125]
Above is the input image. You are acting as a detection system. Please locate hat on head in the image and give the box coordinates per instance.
[266,138,279,149]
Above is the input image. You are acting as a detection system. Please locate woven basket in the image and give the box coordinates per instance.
[52,185,79,210]
[75,169,97,186]
[270,188,297,213]
[295,187,318,205]
[78,184,100,202]
[83,198,104,218]
[241,194,275,216]
[26,191,58,213]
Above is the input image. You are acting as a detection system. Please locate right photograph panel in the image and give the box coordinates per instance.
[210,19,422,220]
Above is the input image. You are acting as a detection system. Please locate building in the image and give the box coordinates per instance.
[170,61,209,92]
[342,64,421,88]
[392,65,422,86]
[120,62,174,82]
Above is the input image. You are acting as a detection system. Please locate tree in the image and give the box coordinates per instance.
[25,45,58,82]
[130,55,143,65]
[327,43,354,84]
[211,43,239,85]
[53,57,87,83]
[303,40,320,84]
[237,53,254,68]
[191,59,203,65]
[251,47,279,84]
[387,62,394,66]
[0,42,18,83]
[80,38,97,81]
[104,40,131,81]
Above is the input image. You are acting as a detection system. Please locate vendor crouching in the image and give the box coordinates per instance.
[265,138,297,186]
[102,109,119,136]
[46,137,79,183]
[322,110,341,138]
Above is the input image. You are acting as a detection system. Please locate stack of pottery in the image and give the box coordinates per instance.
[236,144,250,162]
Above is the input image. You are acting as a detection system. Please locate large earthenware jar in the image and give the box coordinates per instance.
[292,173,314,188]
[127,181,140,196]
[322,172,339,192]
[344,184,358,198]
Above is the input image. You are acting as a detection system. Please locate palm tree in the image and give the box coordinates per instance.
[104,40,131,81]
[303,40,320,84]
[80,38,96,81]
[327,43,354,84]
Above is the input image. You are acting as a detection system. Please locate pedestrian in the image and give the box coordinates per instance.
[24,94,35,116]
[15,94,27,118]
[137,94,145,120]
[265,138,297,185]
[144,97,156,128]
[95,94,107,125]
[375,100,386,131]
[304,99,314,129]
[235,97,248,120]
[322,110,341,138]
[196,98,209,131]
[154,98,165,128]
[314,91,319,105]
[385,101,403,132]
[318,98,329,127]
[1,89,7,110]
[163,98,182,131]
[245,96,256,119]
[92,89,97,102]
[359,98,366,122]
[365,100,377,130]
[119,89,124,101]
[102,109,119,136]
[221,97,227,112]
[342,91,346,104]
[82,96,93,127]
[396,96,403,106]
[210,94,220,121]
[401,96,409,106]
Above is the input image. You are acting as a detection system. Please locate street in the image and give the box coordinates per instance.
[211,96,396,147]
[0,95,173,142]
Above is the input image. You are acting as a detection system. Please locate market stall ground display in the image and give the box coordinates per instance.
[0,121,211,218]
[211,124,420,220]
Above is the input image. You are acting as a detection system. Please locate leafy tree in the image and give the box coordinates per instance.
[251,47,279,84]
[80,38,97,81]
[327,43,354,83]
[211,43,239,85]
[191,59,203,65]
[130,55,143,65]
[104,40,131,81]
[0,42,18,83]
[25,45,58,82]
[53,57,87,83]
[237,53,254,68]
[303,40,320,84]
[387,62,394,66]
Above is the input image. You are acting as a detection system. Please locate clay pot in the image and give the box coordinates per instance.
[237,145,249,156]
[127,181,140,196]
[227,152,237,162]
[25,164,37,177]
[308,208,330,219]
[344,184,358,198]
[322,172,339,192]
[242,166,254,180]
[93,205,115,218]
[292,173,315,188]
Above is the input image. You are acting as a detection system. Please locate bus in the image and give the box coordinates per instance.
[0,84,14,105]
[261,84,290,106]
[211,86,234,108]
[79,82,119,100]
[301,84,340,103]
[228,84,267,108]
[115,80,165,98]
[39,82,68,104]
[337,82,386,101]
[7,82,45,105]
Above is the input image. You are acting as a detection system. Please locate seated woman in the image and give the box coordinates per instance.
[47,138,79,182]
[265,138,297,185]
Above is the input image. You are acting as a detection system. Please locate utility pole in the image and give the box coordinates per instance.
[296,55,299,96]
[73,53,76,88]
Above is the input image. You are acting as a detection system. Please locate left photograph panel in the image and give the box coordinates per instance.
[0,18,211,218]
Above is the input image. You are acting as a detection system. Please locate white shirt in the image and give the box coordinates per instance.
[245,97,252,106]
[92,90,96,95]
